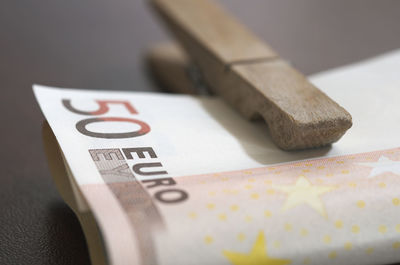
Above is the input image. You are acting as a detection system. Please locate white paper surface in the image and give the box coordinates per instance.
[34,50,400,184]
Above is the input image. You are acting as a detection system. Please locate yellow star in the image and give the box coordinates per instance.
[223,231,290,265]
[274,176,334,217]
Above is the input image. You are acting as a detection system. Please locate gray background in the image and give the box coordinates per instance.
[1,0,399,264]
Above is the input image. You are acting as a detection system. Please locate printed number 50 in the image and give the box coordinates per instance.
[62,99,150,138]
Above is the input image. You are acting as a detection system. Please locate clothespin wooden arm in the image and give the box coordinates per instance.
[149,0,352,150]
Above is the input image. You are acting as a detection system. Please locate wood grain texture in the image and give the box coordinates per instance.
[146,43,199,94]
[151,0,276,63]
[150,0,352,150]
[2,0,400,264]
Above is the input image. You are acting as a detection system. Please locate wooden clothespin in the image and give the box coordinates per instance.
[147,0,352,150]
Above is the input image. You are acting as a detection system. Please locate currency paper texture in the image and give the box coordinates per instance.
[34,50,400,265]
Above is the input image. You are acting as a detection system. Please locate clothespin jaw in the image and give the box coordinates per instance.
[147,0,352,150]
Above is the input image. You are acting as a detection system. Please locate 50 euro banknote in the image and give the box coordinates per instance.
[34,50,400,265]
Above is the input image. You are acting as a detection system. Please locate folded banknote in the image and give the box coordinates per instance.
[34,50,400,265]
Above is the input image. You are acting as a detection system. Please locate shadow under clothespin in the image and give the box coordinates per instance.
[146,0,352,151]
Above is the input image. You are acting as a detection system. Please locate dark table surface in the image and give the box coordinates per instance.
[1,0,400,264]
